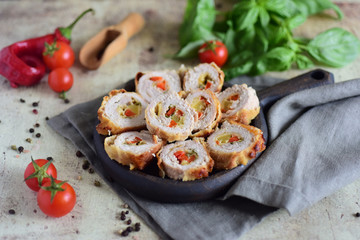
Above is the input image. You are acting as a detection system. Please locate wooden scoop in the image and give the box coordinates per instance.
[79,13,145,70]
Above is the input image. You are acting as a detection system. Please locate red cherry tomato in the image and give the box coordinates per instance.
[24,158,57,192]
[48,68,74,93]
[37,179,76,218]
[198,40,228,67]
[42,40,75,70]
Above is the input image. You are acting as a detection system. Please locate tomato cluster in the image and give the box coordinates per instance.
[42,40,74,98]
[24,158,76,218]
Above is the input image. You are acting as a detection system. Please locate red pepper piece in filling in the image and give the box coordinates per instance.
[0,9,93,88]
[124,109,136,117]
[150,76,163,81]
[205,81,212,89]
[165,107,176,117]
[229,135,240,143]
[156,80,167,91]
[168,120,177,128]
[229,94,239,101]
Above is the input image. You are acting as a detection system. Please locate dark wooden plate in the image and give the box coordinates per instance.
[93,69,334,202]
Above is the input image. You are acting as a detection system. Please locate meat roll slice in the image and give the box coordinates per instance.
[96,89,147,135]
[135,69,182,103]
[183,62,224,93]
[145,93,197,142]
[185,89,222,137]
[104,130,163,170]
[218,84,260,124]
[157,139,214,181]
[207,121,265,170]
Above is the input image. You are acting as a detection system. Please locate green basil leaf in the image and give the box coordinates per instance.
[286,14,307,30]
[179,0,217,47]
[173,40,204,59]
[231,2,259,31]
[258,7,270,28]
[307,27,360,67]
[295,54,314,69]
[223,61,253,80]
[263,0,292,18]
[292,0,343,19]
[259,47,296,71]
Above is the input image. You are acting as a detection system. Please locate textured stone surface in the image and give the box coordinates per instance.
[0,1,360,240]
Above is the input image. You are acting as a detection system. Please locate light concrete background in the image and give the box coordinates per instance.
[0,1,360,239]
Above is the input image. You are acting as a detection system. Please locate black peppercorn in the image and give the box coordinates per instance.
[126,226,133,232]
[20,98,25,103]
[29,128,34,133]
[34,123,40,128]
[120,213,126,221]
[47,157,53,161]
[355,212,360,217]
[64,98,70,104]
[82,160,90,170]
[126,219,132,225]
[45,117,49,121]
[18,146,24,153]
[134,222,141,231]
[32,101,39,107]
[88,168,95,174]
[35,133,41,138]
[8,209,15,215]
[121,230,129,237]
[76,150,84,158]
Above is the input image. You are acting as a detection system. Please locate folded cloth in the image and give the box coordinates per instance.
[48,76,360,240]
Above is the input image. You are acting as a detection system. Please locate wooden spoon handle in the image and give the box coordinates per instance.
[113,13,145,38]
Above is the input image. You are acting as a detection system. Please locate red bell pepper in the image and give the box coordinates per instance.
[0,8,93,88]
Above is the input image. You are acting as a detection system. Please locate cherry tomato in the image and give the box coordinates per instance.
[24,158,57,192]
[48,68,74,93]
[37,178,76,218]
[42,40,75,70]
[198,40,228,67]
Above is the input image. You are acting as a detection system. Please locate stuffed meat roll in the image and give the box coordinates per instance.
[135,70,182,103]
[185,89,222,137]
[207,121,265,170]
[218,84,260,124]
[183,63,224,93]
[145,93,197,142]
[157,139,214,181]
[96,89,147,135]
[104,130,163,170]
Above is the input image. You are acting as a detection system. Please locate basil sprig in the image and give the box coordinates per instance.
[174,0,360,80]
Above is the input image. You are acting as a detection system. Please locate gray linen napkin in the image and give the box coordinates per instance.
[48,76,360,240]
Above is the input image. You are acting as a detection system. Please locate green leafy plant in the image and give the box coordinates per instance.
[174,0,360,80]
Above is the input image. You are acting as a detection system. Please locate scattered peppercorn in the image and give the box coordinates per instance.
[11,145,17,151]
[26,138,32,143]
[125,210,129,214]
[120,230,129,237]
[32,101,39,107]
[355,212,360,217]
[33,209,37,213]
[18,146,24,153]
[88,168,95,174]
[120,213,126,221]
[126,226,133,233]
[47,157,53,161]
[148,46,154,52]
[45,117,49,121]
[94,180,101,187]
[64,98,70,104]
[20,98,25,103]
[76,150,84,158]
[35,133,41,138]
[32,109,38,114]
[82,160,90,170]
[134,222,141,231]
[126,219,132,225]
[8,209,15,215]
[34,123,40,128]
[29,128,34,133]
